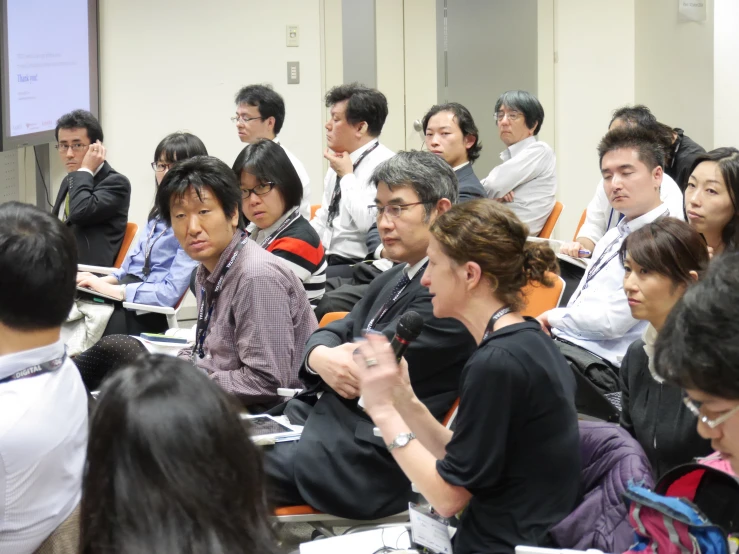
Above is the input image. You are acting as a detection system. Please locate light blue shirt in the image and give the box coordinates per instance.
[112,217,197,307]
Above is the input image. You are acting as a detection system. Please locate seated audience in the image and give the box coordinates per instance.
[310,83,395,278]
[52,109,131,266]
[263,151,478,519]
[562,105,685,262]
[357,199,580,554]
[538,126,678,394]
[316,101,486,319]
[481,90,556,235]
[233,140,327,305]
[75,132,202,335]
[654,252,739,476]
[0,202,88,554]
[79,355,277,554]
[685,147,739,254]
[233,84,311,219]
[157,155,317,409]
[619,217,712,478]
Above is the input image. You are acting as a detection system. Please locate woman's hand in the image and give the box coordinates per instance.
[77,274,124,300]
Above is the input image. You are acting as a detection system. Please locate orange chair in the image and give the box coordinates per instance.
[319,311,349,327]
[537,201,564,239]
[310,204,320,220]
[573,209,587,241]
[114,222,139,268]
[521,271,566,318]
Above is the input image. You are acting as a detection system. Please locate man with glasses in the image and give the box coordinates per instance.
[482,90,556,235]
[654,252,739,476]
[263,151,477,520]
[232,84,311,219]
[51,109,131,266]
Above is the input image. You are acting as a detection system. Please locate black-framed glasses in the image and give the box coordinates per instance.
[55,143,88,152]
[230,115,265,124]
[151,162,172,173]
[241,182,275,199]
[369,202,428,220]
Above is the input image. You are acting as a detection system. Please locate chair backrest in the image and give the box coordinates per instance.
[114,222,139,268]
[33,503,80,554]
[537,201,564,239]
[310,204,320,220]
[318,311,349,327]
[442,398,460,428]
[573,209,587,241]
[521,272,565,317]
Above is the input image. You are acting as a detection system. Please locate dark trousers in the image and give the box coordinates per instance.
[101,275,168,337]
[325,254,363,279]
[315,263,384,320]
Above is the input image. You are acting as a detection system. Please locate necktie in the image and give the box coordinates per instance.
[367,272,411,330]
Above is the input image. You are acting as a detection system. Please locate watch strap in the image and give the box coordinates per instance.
[387,432,416,451]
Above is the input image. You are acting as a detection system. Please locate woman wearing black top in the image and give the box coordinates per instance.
[356,199,581,554]
[619,217,712,478]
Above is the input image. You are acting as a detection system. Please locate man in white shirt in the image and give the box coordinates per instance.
[538,127,675,398]
[0,202,88,554]
[233,84,311,219]
[482,90,556,235]
[310,83,395,278]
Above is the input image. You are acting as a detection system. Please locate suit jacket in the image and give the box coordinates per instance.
[289,263,477,519]
[52,162,131,266]
[365,163,485,253]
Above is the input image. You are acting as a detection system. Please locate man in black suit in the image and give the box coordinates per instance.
[314,102,485,319]
[264,151,477,519]
[51,110,131,266]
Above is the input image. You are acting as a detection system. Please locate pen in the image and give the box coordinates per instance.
[578,249,591,257]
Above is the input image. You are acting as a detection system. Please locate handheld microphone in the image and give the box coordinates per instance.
[390,311,425,362]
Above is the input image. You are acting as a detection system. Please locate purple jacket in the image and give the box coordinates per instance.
[550,420,654,553]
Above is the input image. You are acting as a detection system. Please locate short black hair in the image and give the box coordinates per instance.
[597,126,666,171]
[0,202,77,330]
[325,82,388,137]
[422,102,482,164]
[609,105,674,152]
[232,139,302,211]
[494,90,545,135]
[654,251,739,399]
[55,109,103,143]
[155,156,242,225]
[235,84,286,135]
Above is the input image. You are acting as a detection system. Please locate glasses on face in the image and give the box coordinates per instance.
[230,115,265,124]
[495,111,522,123]
[369,202,428,220]
[241,182,275,199]
[151,162,172,173]
[683,394,739,429]
[55,143,88,153]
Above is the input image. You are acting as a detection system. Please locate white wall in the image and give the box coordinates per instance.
[714,0,739,149]
[554,0,635,241]
[80,0,326,231]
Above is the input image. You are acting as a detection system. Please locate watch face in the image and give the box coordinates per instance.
[397,435,409,447]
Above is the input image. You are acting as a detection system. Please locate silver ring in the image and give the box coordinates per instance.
[365,358,379,368]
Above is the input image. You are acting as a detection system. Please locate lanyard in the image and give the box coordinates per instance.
[192,234,249,360]
[367,261,428,330]
[327,141,381,228]
[250,208,301,250]
[0,350,67,385]
[142,218,168,278]
[482,306,512,342]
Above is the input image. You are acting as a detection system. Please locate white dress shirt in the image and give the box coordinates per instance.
[273,137,311,220]
[577,173,684,244]
[0,339,88,554]
[547,203,672,367]
[482,136,557,235]
[311,139,395,260]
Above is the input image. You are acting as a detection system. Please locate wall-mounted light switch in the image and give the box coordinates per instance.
[287,62,300,84]
[286,25,299,47]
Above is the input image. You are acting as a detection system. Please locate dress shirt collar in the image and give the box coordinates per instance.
[616,203,668,237]
[349,138,380,163]
[0,338,65,380]
[404,256,429,280]
[641,323,664,383]
[251,207,299,244]
[203,230,248,284]
[452,161,470,171]
[500,136,537,162]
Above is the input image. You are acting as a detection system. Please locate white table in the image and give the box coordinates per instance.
[299,525,413,553]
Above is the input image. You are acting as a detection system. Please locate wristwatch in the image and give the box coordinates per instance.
[387,432,416,451]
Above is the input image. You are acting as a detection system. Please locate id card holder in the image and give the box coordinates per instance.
[409,502,453,554]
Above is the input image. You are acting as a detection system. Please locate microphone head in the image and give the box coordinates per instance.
[397,311,424,342]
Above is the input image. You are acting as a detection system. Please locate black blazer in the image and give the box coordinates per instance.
[291,264,477,519]
[52,162,131,266]
[365,164,485,253]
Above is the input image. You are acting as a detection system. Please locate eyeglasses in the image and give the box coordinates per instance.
[151,162,172,173]
[682,394,739,429]
[241,182,275,199]
[230,115,265,124]
[495,111,522,123]
[369,202,428,220]
[55,143,88,152]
